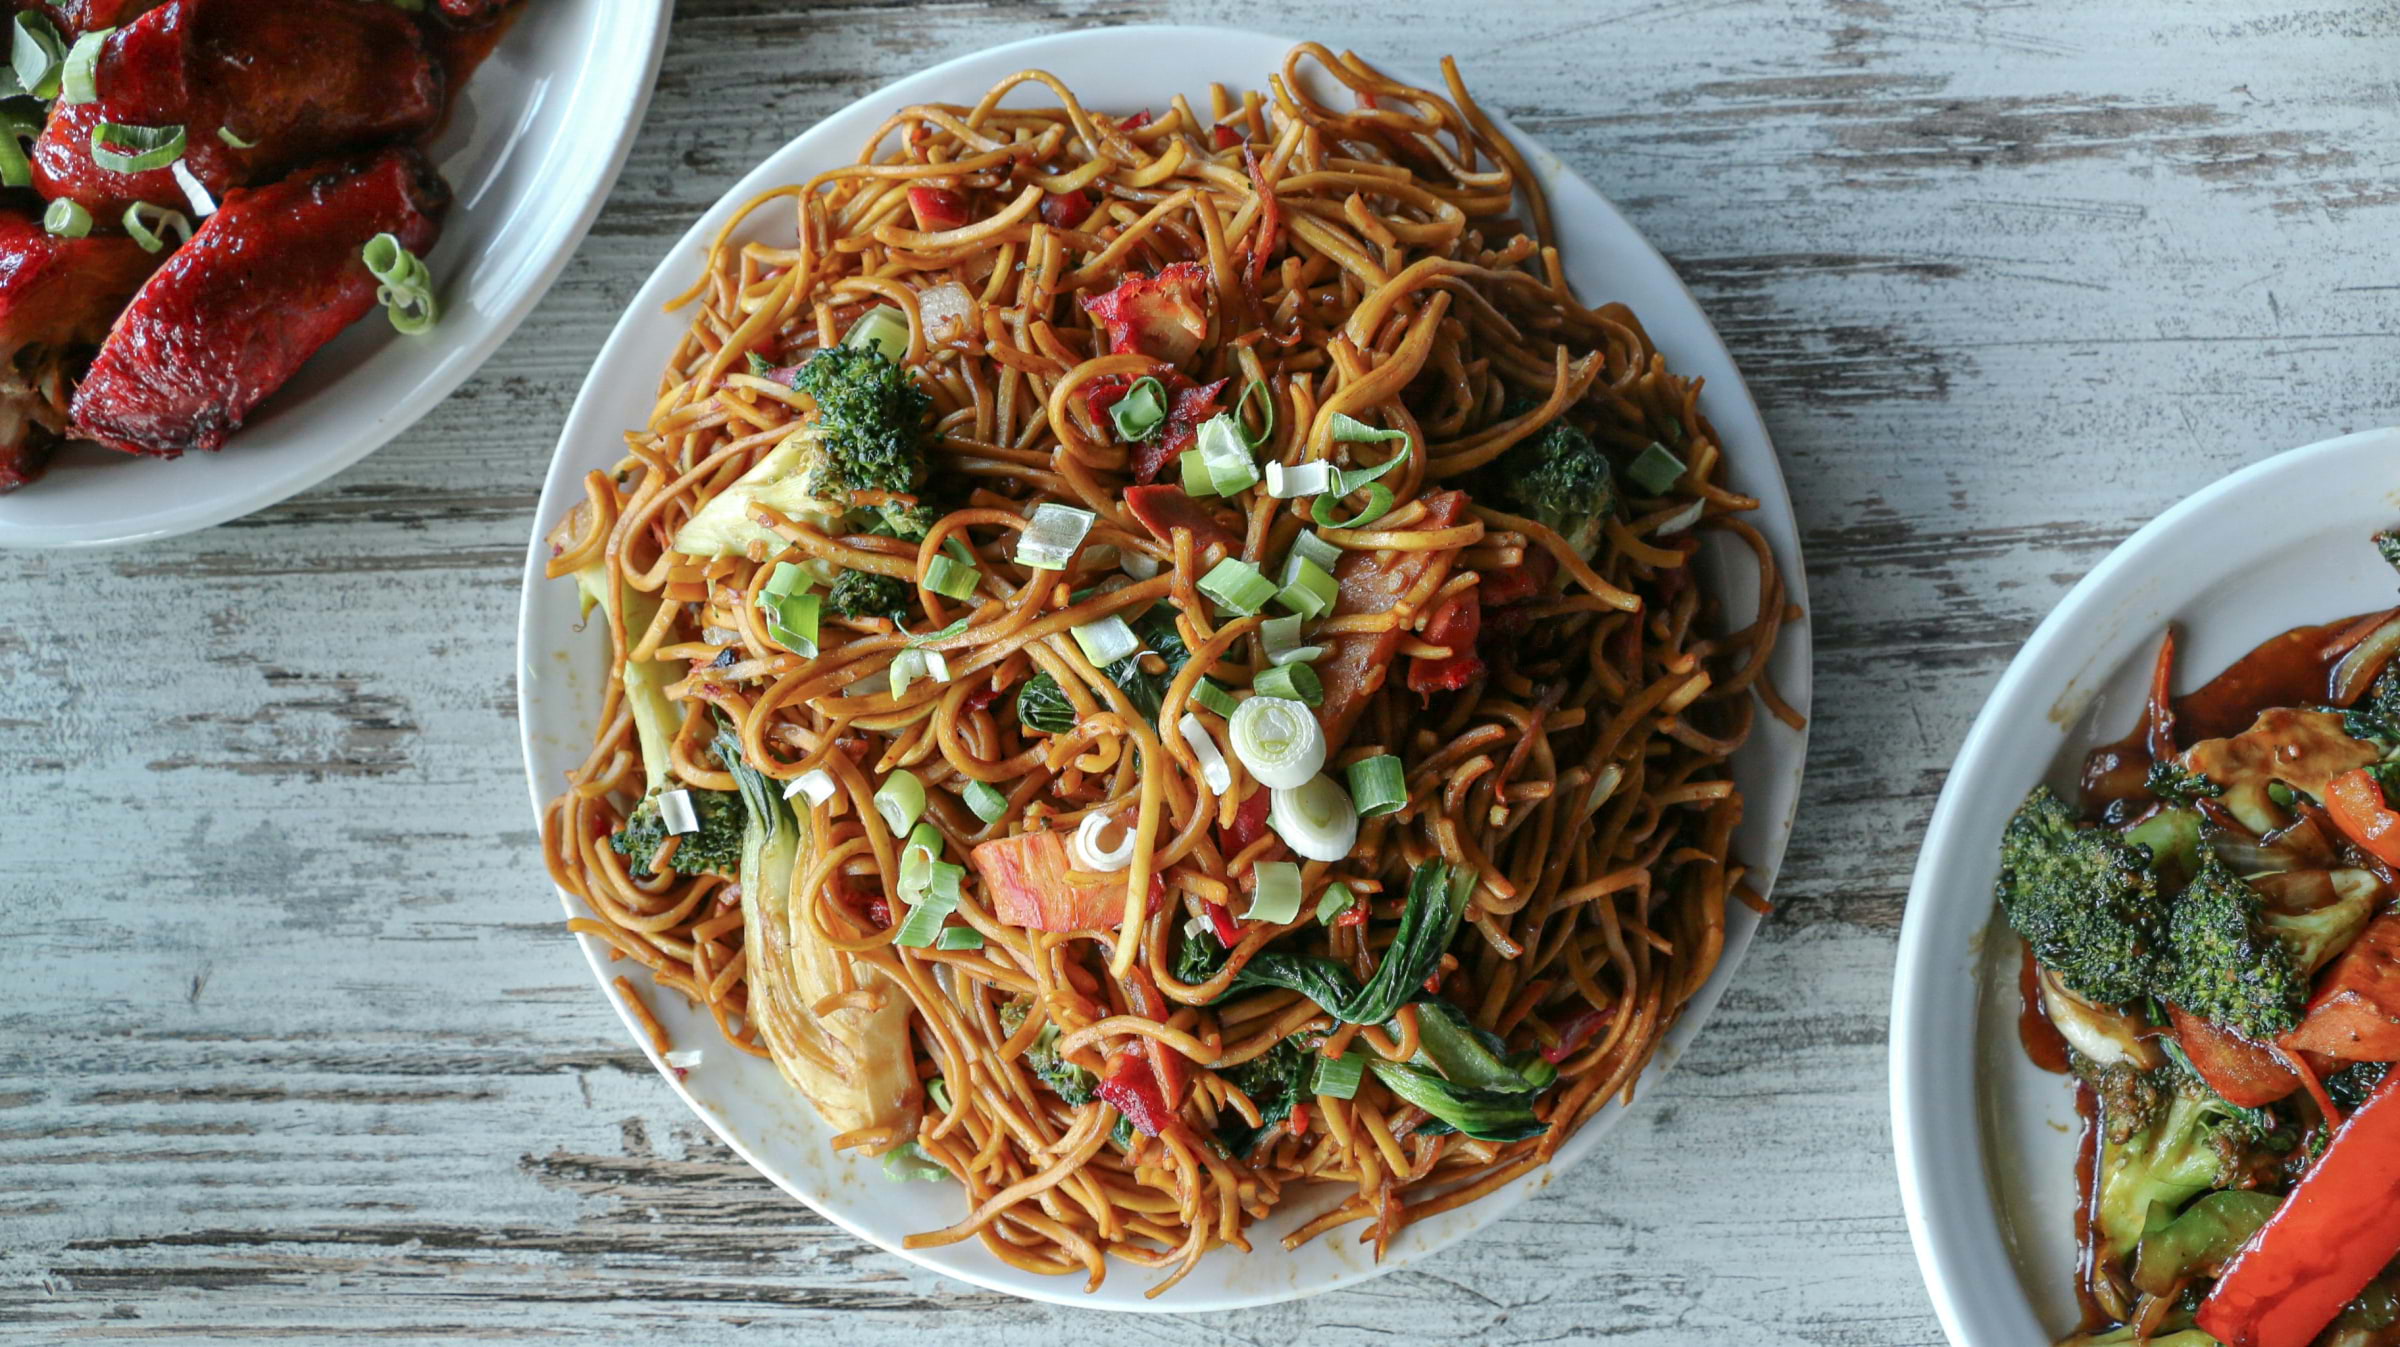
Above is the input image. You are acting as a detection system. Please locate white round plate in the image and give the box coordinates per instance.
[0,0,670,549]
[1892,426,2400,1345]
[516,24,1813,1311]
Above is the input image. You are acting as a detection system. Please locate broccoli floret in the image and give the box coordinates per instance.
[2145,758,2223,806]
[2094,1076,2263,1262]
[824,569,912,622]
[999,1000,1098,1106]
[1493,421,1613,559]
[1996,786,2170,1006]
[2161,847,2306,1040]
[792,345,931,500]
[1215,1038,1310,1156]
[2083,1056,2166,1146]
[868,499,938,541]
[611,788,746,877]
[2377,528,2400,577]
[2346,664,2400,746]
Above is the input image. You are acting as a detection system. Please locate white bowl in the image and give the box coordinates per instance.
[0,0,670,549]
[1891,426,2400,1345]
[515,24,1814,1310]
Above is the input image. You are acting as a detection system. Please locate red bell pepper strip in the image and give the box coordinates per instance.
[1407,589,1484,696]
[1477,549,1557,607]
[1040,189,1095,230]
[2326,767,2400,869]
[1211,123,1244,150]
[2284,913,2400,1060]
[1097,1052,1175,1137]
[1122,483,1242,560]
[1542,1005,1618,1064]
[906,185,970,232]
[1151,375,1227,481]
[1080,262,1211,366]
[1118,965,1187,1109]
[2169,1002,2298,1108]
[969,829,1161,932]
[1203,900,1243,948]
[2198,1067,2400,1347]
[1220,785,1272,855]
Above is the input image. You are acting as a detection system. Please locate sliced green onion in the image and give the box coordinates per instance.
[1232,377,1274,450]
[1071,613,1140,667]
[904,820,945,866]
[1264,459,1331,499]
[1016,501,1096,570]
[1190,678,1240,718]
[1198,557,1276,615]
[923,554,981,601]
[1109,375,1167,441]
[890,648,940,697]
[216,125,254,149]
[843,304,909,362]
[1245,860,1304,924]
[1346,754,1406,817]
[1274,556,1338,621]
[893,885,961,948]
[1178,446,1218,497]
[935,926,985,951]
[1259,615,1322,667]
[1654,498,1706,536]
[1269,773,1358,862]
[121,201,190,254]
[169,158,214,217]
[906,616,973,649]
[41,197,88,237]
[783,768,836,806]
[759,589,821,656]
[873,769,927,838]
[843,668,890,698]
[926,859,965,905]
[60,25,108,104]
[1070,809,1137,872]
[1309,1047,1365,1099]
[657,788,700,836]
[1286,530,1342,577]
[1192,413,1259,495]
[881,1140,948,1181]
[1177,711,1233,793]
[1628,442,1687,494]
[1228,695,1324,788]
[0,120,28,190]
[927,1076,955,1113]
[361,232,438,334]
[1310,483,1394,529]
[962,779,1010,824]
[1252,661,1322,707]
[13,13,64,100]
[942,534,976,566]
[89,119,184,173]
[1315,881,1357,926]
[764,560,810,596]
[1327,412,1409,448]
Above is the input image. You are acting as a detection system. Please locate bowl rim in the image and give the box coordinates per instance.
[1889,424,2400,1345]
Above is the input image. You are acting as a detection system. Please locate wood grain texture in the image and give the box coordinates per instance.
[5,0,2396,1341]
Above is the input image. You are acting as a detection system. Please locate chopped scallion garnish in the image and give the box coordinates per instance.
[1310,1046,1365,1098]
[1286,529,1342,577]
[923,554,981,601]
[1191,413,1259,495]
[59,24,106,104]
[763,560,809,596]
[1628,441,1687,494]
[935,926,985,951]
[40,197,87,237]
[1177,712,1234,793]
[216,125,255,149]
[758,588,820,656]
[1232,377,1274,450]
[88,118,183,173]
[1268,773,1357,862]
[1227,695,1325,788]
[1190,678,1240,718]
[1263,459,1331,499]
[1245,860,1304,924]
[1251,661,1322,706]
[1197,557,1276,615]
[1108,375,1167,441]
[1070,613,1140,667]
[1311,416,1412,529]
[121,201,190,254]
[656,788,700,836]
[873,769,927,838]
[1314,881,1357,926]
[1259,615,1322,668]
[361,231,438,335]
[783,768,837,806]
[1274,556,1338,621]
[1015,501,1096,570]
[0,110,32,190]
[961,778,1010,824]
[12,13,65,101]
[842,304,910,362]
[1346,754,1406,817]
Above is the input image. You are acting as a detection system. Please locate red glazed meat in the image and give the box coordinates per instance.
[72,147,447,458]
[32,0,442,219]
[0,210,159,489]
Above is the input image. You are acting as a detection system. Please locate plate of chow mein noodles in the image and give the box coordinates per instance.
[518,24,1810,1308]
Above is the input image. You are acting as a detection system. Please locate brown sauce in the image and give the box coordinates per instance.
[2080,616,2360,821]
[2019,945,2071,1074]
[2072,1083,2109,1333]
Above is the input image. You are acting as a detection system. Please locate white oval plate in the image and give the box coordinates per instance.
[1892,426,2400,1345]
[516,24,1813,1311]
[0,0,670,549]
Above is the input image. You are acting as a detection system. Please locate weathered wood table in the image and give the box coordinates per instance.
[6,2,2391,1341]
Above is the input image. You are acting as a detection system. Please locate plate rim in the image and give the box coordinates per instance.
[1889,424,2400,1346]
[0,0,673,550]
[515,21,1815,1310]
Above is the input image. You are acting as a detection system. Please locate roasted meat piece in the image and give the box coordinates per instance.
[0,210,159,490]
[72,147,448,458]
[32,0,442,218]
